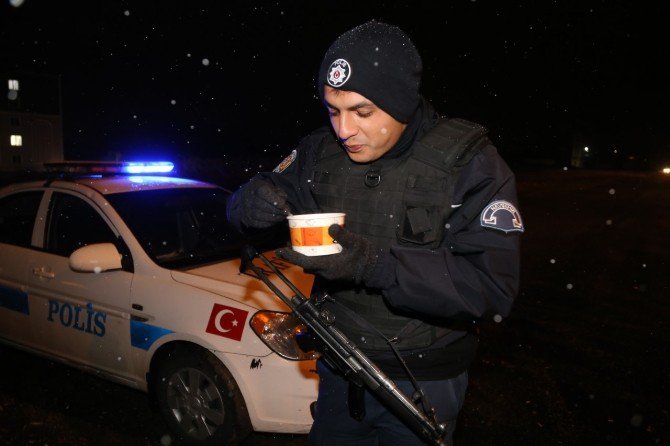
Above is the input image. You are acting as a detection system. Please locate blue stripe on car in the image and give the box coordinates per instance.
[130,320,173,350]
[0,285,29,315]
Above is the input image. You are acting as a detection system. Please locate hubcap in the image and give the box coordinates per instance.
[166,367,226,440]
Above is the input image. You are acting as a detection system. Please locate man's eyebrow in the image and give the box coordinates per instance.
[325,100,375,111]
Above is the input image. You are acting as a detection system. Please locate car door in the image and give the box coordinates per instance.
[25,190,135,381]
[0,190,44,347]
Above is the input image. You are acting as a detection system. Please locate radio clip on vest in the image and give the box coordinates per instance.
[239,245,448,446]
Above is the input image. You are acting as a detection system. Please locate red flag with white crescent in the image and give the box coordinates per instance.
[205,303,249,341]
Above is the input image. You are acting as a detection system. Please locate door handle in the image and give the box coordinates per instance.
[32,267,55,279]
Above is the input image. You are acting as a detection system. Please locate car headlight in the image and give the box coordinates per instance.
[249,311,320,361]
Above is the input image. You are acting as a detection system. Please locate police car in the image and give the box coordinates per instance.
[0,161,317,445]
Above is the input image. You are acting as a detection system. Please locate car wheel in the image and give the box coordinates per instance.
[154,347,250,446]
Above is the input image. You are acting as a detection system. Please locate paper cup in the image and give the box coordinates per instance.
[287,213,345,256]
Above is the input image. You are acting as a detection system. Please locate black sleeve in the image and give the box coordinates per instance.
[382,144,523,321]
[226,127,329,231]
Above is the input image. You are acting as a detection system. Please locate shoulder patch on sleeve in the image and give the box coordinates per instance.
[480,200,524,233]
[273,149,297,173]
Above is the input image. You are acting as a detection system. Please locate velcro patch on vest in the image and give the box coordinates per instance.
[480,200,524,233]
[273,149,297,173]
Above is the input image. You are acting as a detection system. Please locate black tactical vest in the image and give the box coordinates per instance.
[310,118,490,351]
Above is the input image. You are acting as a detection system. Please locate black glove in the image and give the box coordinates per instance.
[277,224,379,284]
[239,180,290,229]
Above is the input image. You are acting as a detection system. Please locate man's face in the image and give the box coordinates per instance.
[323,86,407,163]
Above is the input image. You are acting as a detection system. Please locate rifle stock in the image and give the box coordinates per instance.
[240,246,447,445]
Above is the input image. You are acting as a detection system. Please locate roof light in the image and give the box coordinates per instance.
[45,161,174,175]
[122,161,174,174]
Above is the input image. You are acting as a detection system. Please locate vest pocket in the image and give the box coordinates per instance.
[397,176,447,246]
[398,205,442,245]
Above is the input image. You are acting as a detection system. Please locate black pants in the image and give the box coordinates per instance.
[308,360,469,445]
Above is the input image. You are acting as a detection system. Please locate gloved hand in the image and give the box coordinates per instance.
[239,180,290,229]
[277,224,379,284]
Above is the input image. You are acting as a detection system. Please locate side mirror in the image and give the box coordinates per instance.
[69,243,123,272]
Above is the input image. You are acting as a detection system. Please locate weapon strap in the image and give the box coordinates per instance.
[327,296,438,420]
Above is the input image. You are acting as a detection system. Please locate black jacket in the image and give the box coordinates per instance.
[227,100,522,378]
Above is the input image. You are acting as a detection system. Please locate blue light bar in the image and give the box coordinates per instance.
[122,161,174,174]
[44,161,175,175]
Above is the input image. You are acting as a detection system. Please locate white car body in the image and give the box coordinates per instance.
[0,174,318,440]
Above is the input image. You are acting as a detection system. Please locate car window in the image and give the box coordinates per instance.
[106,187,288,269]
[0,191,44,247]
[107,188,242,268]
[45,192,118,257]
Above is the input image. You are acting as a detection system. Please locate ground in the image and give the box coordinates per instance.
[0,169,668,445]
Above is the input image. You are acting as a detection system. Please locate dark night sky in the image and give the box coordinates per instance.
[2,0,669,174]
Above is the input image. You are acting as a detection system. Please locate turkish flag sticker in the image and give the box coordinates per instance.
[205,304,249,341]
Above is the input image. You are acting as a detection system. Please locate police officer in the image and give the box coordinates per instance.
[226,20,523,446]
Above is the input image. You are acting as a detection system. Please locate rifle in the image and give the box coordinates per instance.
[240,245,447,445]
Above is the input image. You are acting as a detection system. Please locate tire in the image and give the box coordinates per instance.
[154,347,251,446]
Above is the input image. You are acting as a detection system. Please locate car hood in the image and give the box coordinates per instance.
[170,250,314,312]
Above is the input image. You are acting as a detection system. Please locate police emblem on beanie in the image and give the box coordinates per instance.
[327,59,351,87]
[317,20,422,123]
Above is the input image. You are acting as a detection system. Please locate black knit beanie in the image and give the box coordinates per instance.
[317,21,422,123]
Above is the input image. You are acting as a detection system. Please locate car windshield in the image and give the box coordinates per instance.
[106,187,287,269]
